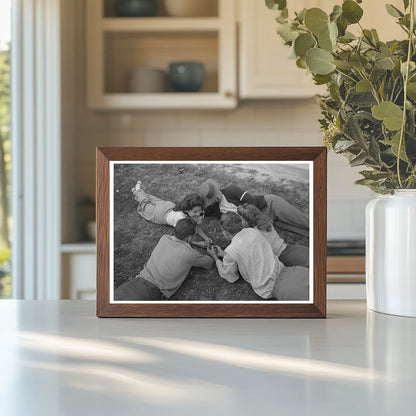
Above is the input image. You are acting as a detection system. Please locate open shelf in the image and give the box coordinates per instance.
[86,0,236,109]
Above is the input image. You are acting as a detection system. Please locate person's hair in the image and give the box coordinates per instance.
[221,212,244,235]
[174,218,196,240]
[237,204,272,232]
[173,193,205,213]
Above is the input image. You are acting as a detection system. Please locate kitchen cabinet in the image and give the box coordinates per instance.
[61,245,96,300]
[238,0,325,99]
[238,0,404,99]
[86,0,237,109]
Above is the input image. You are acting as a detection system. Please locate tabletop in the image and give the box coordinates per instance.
[0,300,415,416]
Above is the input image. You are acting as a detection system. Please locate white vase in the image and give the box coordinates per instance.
[366,189,416,317]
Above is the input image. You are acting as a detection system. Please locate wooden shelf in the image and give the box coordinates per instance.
[327,256,365,284]
[327,256,365,274]
[101,17,221,32]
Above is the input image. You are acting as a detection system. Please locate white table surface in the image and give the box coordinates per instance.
[0,300,415,416]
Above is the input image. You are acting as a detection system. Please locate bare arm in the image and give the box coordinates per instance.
[196,225,212,243]
[207,247,239,283]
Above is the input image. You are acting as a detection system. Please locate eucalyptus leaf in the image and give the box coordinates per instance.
[277,23,299,43]
[328,21,338,45]
[375,55,395,70]
[372,101,404,130]
[389,132,409,162]
[304,8,328,35]
[407,82,416,99]
[294,33,316,58]
[371,29,380,43]
[339,31,356,43]
[306,48,336,75]
[356,79,372,92]
[334,139,355,151]
[350,152,368,166]
[313,74,332,85]
[385,4,404,17]
[333,60,353,70]
[350,54,368,70]
[296,57,308,69]
[342,0,363,24]
[296,8,307,23]
[266,0,287,11]
[330,5,342,22]
[360,170,391,180]
[318,27,334,52]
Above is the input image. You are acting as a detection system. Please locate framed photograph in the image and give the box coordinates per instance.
[96,147,327,318]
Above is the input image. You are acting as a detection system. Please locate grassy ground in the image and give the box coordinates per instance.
[113,163,309,301]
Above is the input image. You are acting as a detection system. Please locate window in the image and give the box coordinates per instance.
[0,0,11,298]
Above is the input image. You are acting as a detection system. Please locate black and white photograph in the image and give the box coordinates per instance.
[110,161,313,303]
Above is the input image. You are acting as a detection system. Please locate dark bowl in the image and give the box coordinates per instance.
[114,0,158,17]
[168,62,205,93]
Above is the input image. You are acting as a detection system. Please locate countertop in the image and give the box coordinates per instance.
[0,300,415,415]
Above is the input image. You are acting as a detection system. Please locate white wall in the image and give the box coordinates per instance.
[62,0,374,243]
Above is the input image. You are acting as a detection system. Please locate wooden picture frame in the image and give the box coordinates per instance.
[96,147,327,318]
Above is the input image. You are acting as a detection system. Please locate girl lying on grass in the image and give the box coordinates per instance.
[237,203,309,267]
[132,180,212,248]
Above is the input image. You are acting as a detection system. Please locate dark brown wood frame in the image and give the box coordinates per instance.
[96,147,327,318]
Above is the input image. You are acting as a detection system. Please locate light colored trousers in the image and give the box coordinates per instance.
[133,189,174,224]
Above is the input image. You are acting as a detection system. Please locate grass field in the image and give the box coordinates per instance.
[113,163,309,301]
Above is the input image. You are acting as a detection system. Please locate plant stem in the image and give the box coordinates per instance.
[397,0,415,188]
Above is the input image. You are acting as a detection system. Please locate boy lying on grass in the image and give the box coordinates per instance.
[115,218,213,301]
[132,180,212,248]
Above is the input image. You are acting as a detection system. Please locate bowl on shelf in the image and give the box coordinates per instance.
[168,61,205,92]
[86,221,96,242]
[164,0,218,17]
[114,0,158,17]
[128,68,167,93]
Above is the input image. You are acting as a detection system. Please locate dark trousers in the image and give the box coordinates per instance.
[115,276,162,301]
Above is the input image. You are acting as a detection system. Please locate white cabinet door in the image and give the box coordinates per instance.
[62,253,96,300]
[239,0,326,99]
[239,0,403,99]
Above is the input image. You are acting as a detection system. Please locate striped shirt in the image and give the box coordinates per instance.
[216,228,283,299]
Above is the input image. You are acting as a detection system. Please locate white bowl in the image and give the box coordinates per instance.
[164,0,218,17]
[87,221,96,241]
[128,68,167,93]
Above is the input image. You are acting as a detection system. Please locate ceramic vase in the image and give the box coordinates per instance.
[366,189,416,317]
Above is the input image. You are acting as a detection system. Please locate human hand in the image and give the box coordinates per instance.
[214,246,224,257]
[198,240,210,248]
[204,237,213,244]
[207,245,218,259]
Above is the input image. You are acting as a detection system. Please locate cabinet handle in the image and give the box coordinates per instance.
[224,91,234,99]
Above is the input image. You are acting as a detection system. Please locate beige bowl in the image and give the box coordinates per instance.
[86,221,96,241]
[164,0,218,17]
[128,68,167,93]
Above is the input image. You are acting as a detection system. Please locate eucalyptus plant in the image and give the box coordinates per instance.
[266,0,416,193]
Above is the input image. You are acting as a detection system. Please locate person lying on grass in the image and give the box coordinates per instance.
[237,203,309,267]
[132,180,212,248]
[115,218,214,301]
[199,179,309,237]
[206,212,309,301]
